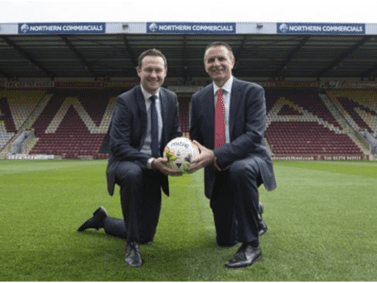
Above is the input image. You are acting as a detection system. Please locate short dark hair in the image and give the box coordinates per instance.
[138,48,168,69]
[204,41,235,60]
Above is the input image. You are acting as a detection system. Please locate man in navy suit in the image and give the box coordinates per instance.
[188,42,277,268]
[79,49,182,267]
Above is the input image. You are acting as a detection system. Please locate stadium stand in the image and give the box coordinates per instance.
[1,87,373,160]
[178,95,190,137]
[1,90,45,150]
[0,89,195,159]
[0,96,17,133]
[266,122,362,156]
[265,88,365,159]
[28,89,119,159]
[266,88,342,128]
[327,90,377,135]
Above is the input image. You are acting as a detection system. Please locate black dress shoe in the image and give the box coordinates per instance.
[77,206,108,231]
[258,220,268,236]
[225,244,262,268]
[125,241,143,267]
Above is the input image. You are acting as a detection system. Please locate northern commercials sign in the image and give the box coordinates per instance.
[147,22,236,34]
[277,23,365,35]
[18,23,106,34]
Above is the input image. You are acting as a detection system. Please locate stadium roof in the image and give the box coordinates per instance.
[1,22,377,82]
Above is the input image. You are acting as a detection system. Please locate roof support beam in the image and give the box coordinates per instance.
[182,35,188,84]
[234,35,248,72]
[122,35,138,69]
[316,36,371,78]
[0,35,55,78]
[60,35,98,77]
[273,35,310,78]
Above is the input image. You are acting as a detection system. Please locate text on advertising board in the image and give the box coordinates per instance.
[277,23,365,35]
[147,22,235,34]
[18,23,106,34]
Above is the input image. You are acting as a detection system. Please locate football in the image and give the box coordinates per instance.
[163,137,199,173]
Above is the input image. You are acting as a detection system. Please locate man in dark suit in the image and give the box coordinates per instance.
[78,49,182,267]
[188,42,277,268]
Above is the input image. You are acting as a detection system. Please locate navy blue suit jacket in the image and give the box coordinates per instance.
[190,78,276,199]
[105,85,181,197]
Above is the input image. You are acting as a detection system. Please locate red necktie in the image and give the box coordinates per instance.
[214,89,225,148]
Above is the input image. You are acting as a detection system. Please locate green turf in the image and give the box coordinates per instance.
[0,160,376,281]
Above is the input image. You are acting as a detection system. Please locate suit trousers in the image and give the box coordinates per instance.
[115,161,162,244]
[210,157,262,246]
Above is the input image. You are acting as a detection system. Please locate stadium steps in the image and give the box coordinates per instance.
[355,107,377,137]
[20,93,53,130]
[349,132,370,154]
[14,129,39,155]
[0,127,15,153]
[1,93,52,154]
[23,137,40,154]
[324,91,371,154]
[318,92,353,133]
[327,89,377,133]
[7,90,47,129]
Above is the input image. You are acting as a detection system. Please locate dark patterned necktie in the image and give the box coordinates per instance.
[150,95,159,157]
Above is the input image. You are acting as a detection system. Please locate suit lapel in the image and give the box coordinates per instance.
[229,78,241,141]
[159,88,168,146]
[204,85,215,148]
[135,86,148,145]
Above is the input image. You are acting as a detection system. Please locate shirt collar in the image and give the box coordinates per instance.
[140,85,160,101]
[213,76,233,96]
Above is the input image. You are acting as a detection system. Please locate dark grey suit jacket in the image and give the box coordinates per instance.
[104,85,181,197]
[190,77,276,199]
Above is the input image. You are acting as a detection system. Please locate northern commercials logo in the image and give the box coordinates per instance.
[277,23,365,35]
[147,22,236,34]
[20,23,30,33]
[149,23,158,32]
[279,23,289,33]
[18,23,106,34]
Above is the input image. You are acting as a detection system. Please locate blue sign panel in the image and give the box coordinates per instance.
[277,23,365,35]
[18,23,106,34]
[147,22,236,34]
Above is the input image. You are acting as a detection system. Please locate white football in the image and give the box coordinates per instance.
[163,137,199,173]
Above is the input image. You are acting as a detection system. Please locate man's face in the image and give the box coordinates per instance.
[137,55,167,94]
[204,45,235,87]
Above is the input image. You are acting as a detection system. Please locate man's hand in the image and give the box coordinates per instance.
[186,140,216,173]
[151,157,183,176]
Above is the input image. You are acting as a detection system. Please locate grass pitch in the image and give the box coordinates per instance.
[0,160,376,281]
